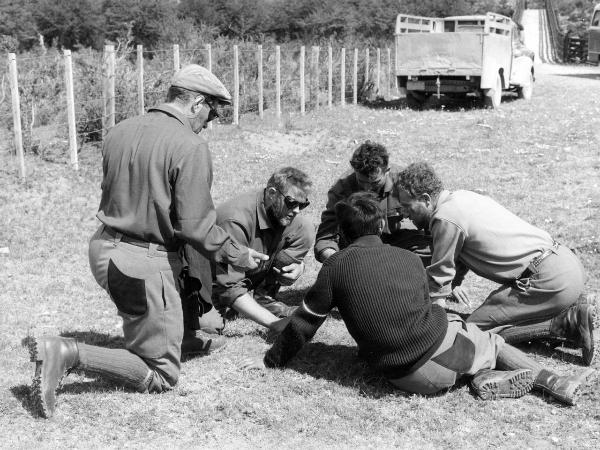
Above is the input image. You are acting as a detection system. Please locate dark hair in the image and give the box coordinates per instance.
[166,86,196,103]
[397,161,443,198]
[267,167,312,193]
[349,141,389,175]
[334,192,385,242]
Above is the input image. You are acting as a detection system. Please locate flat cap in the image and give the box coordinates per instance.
[170,64,232,105]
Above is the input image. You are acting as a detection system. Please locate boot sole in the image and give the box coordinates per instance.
[581,307,596,366]
[28,337,54,419]
[477,369,534,400]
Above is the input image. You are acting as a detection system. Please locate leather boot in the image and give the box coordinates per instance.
[181,329,227,357]
[550,304,595,366]
[533,368,594,406]
[470,369,533,400]
[28,336,80,418]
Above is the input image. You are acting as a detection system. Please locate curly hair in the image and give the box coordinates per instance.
[267,167,312,193]
[349,141,389,175]
[397,161,444,198]
[334,192,385,242]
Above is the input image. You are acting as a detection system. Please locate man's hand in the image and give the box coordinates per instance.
[240,355,267,370]
[242,248,269,270]
[448,286,471,307]
[272,262,304,286]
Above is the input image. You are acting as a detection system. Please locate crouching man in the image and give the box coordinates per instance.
[243,193,593,405]
[182,167,315,337]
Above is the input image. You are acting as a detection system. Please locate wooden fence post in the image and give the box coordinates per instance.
[8,53,25,179]
[137,45,144,115]
[233,45,239,125]
[173,44,180,71]
[103,44,116,138]
[276,45,281,118]
[328,46,333,108]
[365,48,370,86]
[353,48,358,105]
[206,44,213,129]
[300,45,305,115]
[376,48,381,95]
[340,48,346,106]
[63,50,78,170]
[387,47,392,98]
[257,44,263,119]
[311,46,320,108]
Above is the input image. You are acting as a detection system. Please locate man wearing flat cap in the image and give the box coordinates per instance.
[27,65,268,418]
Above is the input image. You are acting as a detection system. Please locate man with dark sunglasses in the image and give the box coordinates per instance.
[182,167,314,337]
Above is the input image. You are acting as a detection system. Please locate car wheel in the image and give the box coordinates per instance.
[406,91,428,110]
[483,73,502,108]
[517,72,534,100]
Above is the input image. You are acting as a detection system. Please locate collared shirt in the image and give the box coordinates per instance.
[213,190,315,308]
[97,103,246,264]
[264,235,447,377]
[314,166,416,261]
[427,190,554,300]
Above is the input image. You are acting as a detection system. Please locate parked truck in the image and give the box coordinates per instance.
[395,12,535,108]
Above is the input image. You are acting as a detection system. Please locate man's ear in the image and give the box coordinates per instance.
[420,193,432,207]
[190,95,205,113]
[377,218,386,235]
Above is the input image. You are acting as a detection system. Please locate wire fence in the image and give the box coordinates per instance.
[4,41,397,178]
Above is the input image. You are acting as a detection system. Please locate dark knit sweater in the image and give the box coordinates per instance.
[264,235,448,378]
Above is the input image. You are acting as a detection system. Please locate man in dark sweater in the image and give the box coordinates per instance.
[243,193,593,405]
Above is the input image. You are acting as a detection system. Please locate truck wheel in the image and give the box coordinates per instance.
[517,72,534,100]
[406,91,428,110]
[483,74,502,108]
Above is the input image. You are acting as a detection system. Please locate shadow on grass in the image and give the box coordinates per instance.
[286,342,469,400]
[363,93,521,112]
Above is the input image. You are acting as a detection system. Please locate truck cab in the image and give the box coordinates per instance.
[395,13,535,108]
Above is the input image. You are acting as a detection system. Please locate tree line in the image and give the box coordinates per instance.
[1,0,518,52]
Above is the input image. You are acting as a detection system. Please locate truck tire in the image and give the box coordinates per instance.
[517,72,534,100]
[483,74,502,108]
[406,91,429,110]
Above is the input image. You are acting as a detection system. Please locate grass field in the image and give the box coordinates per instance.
[1,62,599,449]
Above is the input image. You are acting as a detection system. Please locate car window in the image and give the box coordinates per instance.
[592,11,600,27]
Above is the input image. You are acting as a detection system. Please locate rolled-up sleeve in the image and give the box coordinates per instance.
[212,219,253,308]
[172,143,248,266]
[314,184,345,261]
[427,218,466,300]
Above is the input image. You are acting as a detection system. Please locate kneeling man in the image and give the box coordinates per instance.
[243,193,591,405]
[396,161,594,366]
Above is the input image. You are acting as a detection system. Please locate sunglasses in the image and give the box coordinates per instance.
[204,97,220,122]
[275,187,310,210]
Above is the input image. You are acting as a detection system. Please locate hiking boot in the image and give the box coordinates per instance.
[28,336,80,418]
[550,304,596,366]
[255,294,297,318]
[533,368,594,406]
[470,369,533,400]
[181,330,227,357]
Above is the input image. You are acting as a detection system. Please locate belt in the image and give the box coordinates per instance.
[103,225,174,252]
[519,241,560,279]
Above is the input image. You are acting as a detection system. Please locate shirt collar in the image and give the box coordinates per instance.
[347,234,385,248]
[430,189,451,226]
[148,103,193,131]
[256,190,276,230]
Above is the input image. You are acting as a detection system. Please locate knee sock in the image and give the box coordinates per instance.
[497,320,552,344]
[495,343,544,380]
[77,343,153,392]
